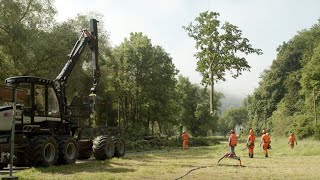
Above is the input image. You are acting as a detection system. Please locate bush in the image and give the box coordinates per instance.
[189,137,209,146]
[125,136,221,152]
[189,137,220,146]
[313,124,320,140]
[126,139,152,151]
[291,114,315,139]
[123,124,148,141]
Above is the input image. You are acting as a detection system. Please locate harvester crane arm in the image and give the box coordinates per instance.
[54,19,100,118]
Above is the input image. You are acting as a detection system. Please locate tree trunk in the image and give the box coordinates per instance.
[125,96,129,126]
[151,120,154,135]
[158,121,162,134]
[210,71,215,116]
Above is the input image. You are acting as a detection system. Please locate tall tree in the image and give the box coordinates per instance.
[183,11,262,115]
[0,0,56,80]
[176,75,222,136]
[108,32,178,134]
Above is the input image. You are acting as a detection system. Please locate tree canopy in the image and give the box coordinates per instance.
[183,11,262,114]
[246,20,320,139]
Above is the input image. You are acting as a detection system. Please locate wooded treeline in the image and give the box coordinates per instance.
[247,21,320,139]
[2,0,319,140]
[219,20,320,139]
[0,0,221,137]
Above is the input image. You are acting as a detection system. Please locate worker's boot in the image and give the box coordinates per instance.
[251,154,254,158]
[265,154,268,158]
[248,153,251,158]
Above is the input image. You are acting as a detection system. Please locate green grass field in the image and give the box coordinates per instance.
[3,137,320,180]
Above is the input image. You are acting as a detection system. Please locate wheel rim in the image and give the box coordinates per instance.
[44,143,55,162]
[119,141,125,154]
[66,142,76,159]
[106,141,113,156]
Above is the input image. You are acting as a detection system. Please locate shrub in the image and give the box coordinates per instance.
[125,136,220,152]
[313,124,320,140]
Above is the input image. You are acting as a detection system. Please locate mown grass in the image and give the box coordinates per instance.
[2,137,320,179]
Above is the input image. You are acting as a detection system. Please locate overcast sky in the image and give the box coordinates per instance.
[54,0,320,98]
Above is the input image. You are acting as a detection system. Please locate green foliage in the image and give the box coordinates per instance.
[313,124,320,140]
[176,75,222,136]
[248,20,320,138]
[290,114,315,139]
[189,136,220,146]
[183,11,262,113]
[218,106,248,135]
[183,11,262,84]
[0,0,56,80]
[125,136,220,152]
[107,32,179,134]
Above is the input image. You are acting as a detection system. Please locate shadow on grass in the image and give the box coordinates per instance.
[217,164,243,167]
[217,164,266,168]
[34,160,135,175]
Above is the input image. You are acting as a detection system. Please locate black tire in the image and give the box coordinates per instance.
[56,136,78,165]
[113,138,125,158]
[13,135,32,167]
[93,136,114,160]
[78,148,92,160]
[31,136,59,167]
[14,145,32,167]
[0,163,7,170]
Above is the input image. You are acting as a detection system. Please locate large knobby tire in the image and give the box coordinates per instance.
[93,136,114,160]
[14,145,32,167]
[56,136,78,165]
[31,136,59,167]
[113,138,126,158]
[13,135,32,167]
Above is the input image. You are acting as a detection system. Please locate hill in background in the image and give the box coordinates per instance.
[219,92,243,114]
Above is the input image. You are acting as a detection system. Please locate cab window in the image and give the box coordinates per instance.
[48,87,60,117]
[34,85,45,116]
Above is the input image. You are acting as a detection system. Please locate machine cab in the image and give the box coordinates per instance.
[4,76,61,127]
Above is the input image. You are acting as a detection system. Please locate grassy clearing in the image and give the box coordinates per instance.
[2,137,320,179]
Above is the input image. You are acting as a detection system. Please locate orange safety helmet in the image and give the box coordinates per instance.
[262,129,266,134]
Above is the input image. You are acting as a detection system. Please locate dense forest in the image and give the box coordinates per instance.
[244,21,320,139]
[1,0,319,140]
[220,20,320,139]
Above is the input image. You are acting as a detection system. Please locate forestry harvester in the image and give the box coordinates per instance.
[0,19,125,169]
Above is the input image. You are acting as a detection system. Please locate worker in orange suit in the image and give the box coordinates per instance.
[246,129,255,158]
[228,129,237,156]
[260,130,271,158]
[181,131,189,150]
[288,133,297,148]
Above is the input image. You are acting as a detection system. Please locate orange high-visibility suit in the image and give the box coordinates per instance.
[228,131,237,155]
[247,130,255,158]
[288,133,297,148]
[181,132,189,150]
[260,132,271,158]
